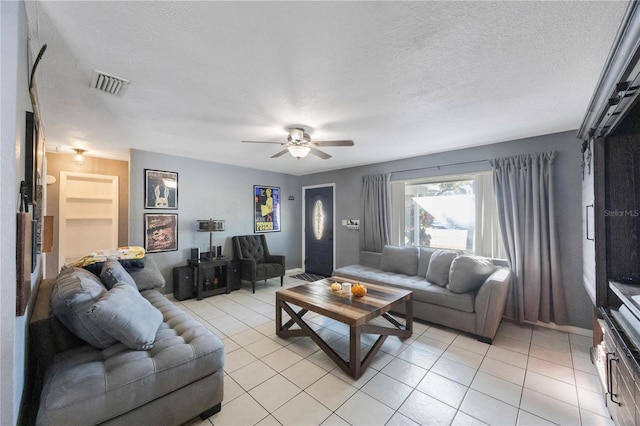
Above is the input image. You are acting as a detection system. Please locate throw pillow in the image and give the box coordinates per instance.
[417,247,436,277]
[128,256,166,290]
[83,258,145,277]
[426,249,459,287]
[88,283,163,350]
[447,255,496,294]
[100,259,138,290]
[51,266,117,348]
[380,246,419,276]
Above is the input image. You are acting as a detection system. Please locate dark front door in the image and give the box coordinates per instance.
[304,186,334,276]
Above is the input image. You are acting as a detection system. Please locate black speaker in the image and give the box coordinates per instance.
[216,246,223,258]
[173,266,195,300]
[191,248,199,261]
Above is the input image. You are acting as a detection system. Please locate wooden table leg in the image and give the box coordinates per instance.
[350,325,361,379]
[276,296,283,334]
[405,297,413,335]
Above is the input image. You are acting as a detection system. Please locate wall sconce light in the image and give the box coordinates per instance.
[73,148,86,165]
[197,219,225,259]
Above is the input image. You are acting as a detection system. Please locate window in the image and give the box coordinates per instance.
[312,199,325,240]
[393,173,505,258]
[404,179,474,251]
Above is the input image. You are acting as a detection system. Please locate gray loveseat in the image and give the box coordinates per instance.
[30,257,224,425]
[333,246,512,343]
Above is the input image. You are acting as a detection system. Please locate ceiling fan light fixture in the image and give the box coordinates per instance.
[289,128,305,142]
[288,145,310,159]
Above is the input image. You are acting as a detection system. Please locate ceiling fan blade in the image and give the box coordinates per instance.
[242,140,285,145]
[270,149,290,158]
[312,140,355,147]
[309,147,332,159]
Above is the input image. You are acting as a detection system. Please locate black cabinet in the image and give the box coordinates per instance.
[173,266,196,301]
[174,259,242,300]
[189,259,230,300]
[227,260,241,291]
[602,308,638,425]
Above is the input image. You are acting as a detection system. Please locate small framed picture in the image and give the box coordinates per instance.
[145,169,178,209]
[144,213,178,252]
[254,185,281,233]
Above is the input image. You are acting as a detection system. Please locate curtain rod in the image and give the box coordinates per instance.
[390,159,490,176]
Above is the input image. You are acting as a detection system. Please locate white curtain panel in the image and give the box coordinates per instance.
[474,174,507,259]
[491,152,568,325]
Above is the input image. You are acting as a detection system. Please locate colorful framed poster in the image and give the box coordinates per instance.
[145,169,178,209]
[254,185,281,233]
[144,213,178,252]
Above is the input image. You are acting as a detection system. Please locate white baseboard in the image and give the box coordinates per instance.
[286,268,304,275]
[523,320,592,337]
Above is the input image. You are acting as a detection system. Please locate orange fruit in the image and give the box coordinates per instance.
[352,283,367,297]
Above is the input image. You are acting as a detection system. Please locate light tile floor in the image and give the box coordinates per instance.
[173,276,613,426]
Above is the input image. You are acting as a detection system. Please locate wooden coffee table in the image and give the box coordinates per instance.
[276,277,413,379]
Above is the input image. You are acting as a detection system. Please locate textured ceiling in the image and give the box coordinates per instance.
[26,1,628,176]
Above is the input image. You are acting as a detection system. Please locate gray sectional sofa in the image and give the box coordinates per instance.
[333,246,512,343]
[30,257,224,425]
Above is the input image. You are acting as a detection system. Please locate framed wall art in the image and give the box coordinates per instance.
[254,185,281,233]
[24,111,38,205]
[16,212,32,316]
[144,213,178,252]
[144,169,178,209]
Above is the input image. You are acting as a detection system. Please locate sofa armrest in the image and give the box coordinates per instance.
[238,258,257,280]
[265,254,285,269]
[474,267,512,341]
[359,251,382,268]
[30,279,86,373]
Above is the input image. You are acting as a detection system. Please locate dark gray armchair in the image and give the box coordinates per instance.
[232,234,285,293]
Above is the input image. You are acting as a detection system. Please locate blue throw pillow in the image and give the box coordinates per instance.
[87,283,163,350]
[448,255,496,293]
[100,259,138,290]
[426,249,459,286]
[51,266,117,348]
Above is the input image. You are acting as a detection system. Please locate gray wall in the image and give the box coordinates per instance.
[130,150,301,294]
[1,1,45,423]
[300,131,589,329]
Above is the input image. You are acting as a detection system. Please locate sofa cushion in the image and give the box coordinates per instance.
[51,266,117,348]
[88,283,163,350]
[417,247,436,277]
[100,259,138,290]
[448,255,496,294]
[426,249,459,286]
[380,245,419,276]
[235,235,266,262]
[128,256,166,290]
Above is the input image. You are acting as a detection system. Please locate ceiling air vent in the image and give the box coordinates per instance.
[90,70,129,96]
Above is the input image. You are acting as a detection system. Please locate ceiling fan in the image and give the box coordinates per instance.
[242,127,354,159]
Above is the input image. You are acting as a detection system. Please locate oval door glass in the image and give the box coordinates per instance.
[313,200,324,240]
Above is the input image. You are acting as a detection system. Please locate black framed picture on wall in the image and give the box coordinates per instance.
[254,185,281,233]
[144,213,178,252]
[144,169,178,209]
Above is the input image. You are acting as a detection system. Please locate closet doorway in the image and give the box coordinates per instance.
[58,171,119,266]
